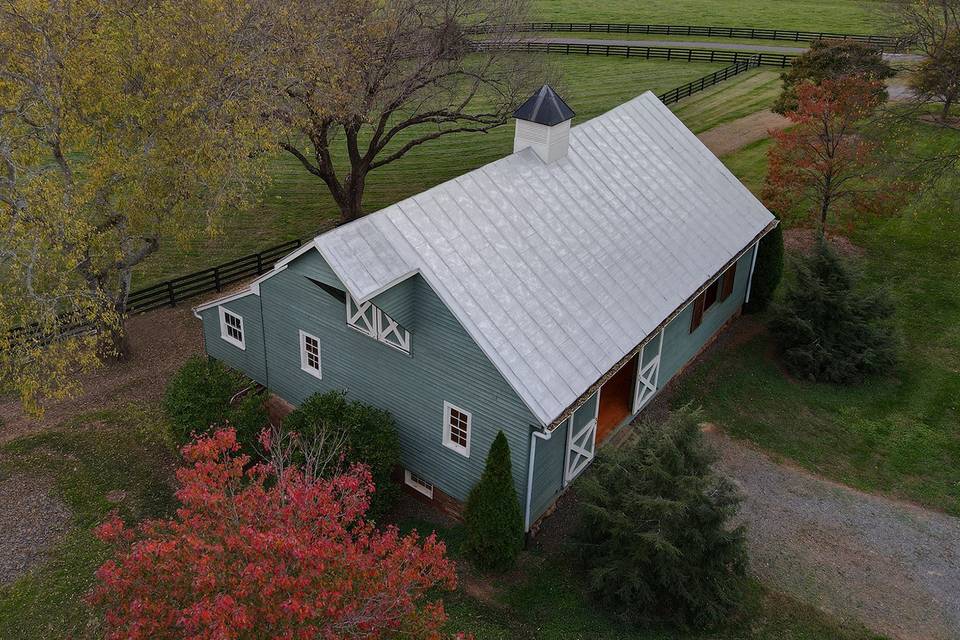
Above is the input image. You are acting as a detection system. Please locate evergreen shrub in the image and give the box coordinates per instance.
[163,356,267,452]
[463,431,524,572]
[770,239,896,383]
[284,390,401,518]
[573,406,747,629]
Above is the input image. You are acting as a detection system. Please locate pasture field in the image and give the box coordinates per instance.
[531,0,887,33]
[135,55,727,287]
[674,121,960,515]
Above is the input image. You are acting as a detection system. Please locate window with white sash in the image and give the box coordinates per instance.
[299,330,322,379]
[218,307,245,349]
[345,293,411,354]
[442,401,471,457]
[404,470,434,498]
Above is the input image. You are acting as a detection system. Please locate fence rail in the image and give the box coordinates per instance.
[656,57,760,105]
[473,22,909,50]
[126,238,303,313]
[476,40,795,67]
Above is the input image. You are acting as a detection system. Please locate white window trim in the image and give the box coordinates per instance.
[404,470,434,499]
[299,330,322,379]
[218,307,245,350]
[442,401,471,458]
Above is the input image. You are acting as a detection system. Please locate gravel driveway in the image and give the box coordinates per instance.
[706,427,960,640]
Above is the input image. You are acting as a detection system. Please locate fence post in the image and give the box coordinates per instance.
[167,281,176,308]
[256,252,264,275]
[214,266,221,292]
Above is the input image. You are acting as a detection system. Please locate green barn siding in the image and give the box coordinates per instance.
[371,277,417,329]
[199,294,267,383]
[528,389,599,523]
[255,250,538,504]
[659,247,755,384]
[529,418,568,522]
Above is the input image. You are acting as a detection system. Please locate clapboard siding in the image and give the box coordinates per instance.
[529,418,568,521]
[659,247,754,384]
[371,277,417,329]
[199,294,267,383]
[255,249,537,503]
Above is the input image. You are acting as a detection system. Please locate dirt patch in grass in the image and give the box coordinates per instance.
[0,306,202,444]
[698,110,790,157]
[0,473,71,587]
[783,227,865,259]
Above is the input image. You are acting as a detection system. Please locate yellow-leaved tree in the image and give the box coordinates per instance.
[0,0,274,415]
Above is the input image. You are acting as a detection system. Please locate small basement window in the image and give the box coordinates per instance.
[404,470,434,498]
[219,307,245,349]
[299,330,322,379]
[442,401,471,457]
[690,264,736,333]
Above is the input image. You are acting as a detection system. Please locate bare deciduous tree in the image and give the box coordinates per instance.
[267,0,545,223]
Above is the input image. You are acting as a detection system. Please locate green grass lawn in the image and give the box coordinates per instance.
[135,55,728,287]
[0,406,176,639]
[531,0,887,33]
[672,120,960,515]
[672,69,783,133]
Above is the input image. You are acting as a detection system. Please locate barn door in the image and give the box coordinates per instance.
[633,330,664,412]
[564,395,599,485]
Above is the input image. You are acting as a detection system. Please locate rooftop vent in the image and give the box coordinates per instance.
[512,84,575,163]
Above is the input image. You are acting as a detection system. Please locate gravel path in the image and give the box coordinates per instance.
[705,427,960,640]
[0,472,71,586]
[523,37,925,63]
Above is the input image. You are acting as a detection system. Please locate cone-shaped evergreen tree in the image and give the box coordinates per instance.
[770,238,896,383]
[463,431,524,572]
[573,406,747,629]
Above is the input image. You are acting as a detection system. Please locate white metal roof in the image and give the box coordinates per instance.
[309,91,774,425]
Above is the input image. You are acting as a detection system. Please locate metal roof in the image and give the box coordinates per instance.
[313,91,775,425]
[512,84,576,126]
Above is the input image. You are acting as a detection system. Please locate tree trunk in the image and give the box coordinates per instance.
[338,171,368,224]
[943,93,955,121]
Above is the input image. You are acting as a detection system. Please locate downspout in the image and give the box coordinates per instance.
[258,292,269,389]
[744,241,760,305]
[524,427,553,534]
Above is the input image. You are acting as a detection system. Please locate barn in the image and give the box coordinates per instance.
[193,86,777,531]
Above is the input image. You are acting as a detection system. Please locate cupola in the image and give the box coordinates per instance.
[512,84,575,163]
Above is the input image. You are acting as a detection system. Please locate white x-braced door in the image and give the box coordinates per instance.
[633,330,664,412]
[564,399,599,485]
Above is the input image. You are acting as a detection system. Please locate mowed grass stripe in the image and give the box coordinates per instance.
[672,69,783,133]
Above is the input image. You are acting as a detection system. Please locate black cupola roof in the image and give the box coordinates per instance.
[512,84,575,126]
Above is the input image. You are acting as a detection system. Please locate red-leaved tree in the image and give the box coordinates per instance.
[88,428,458,640]
[763,76,908,235]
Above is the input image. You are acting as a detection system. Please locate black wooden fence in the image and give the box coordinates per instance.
[475,40,795,67]
[127,237,303,313]
[657,57,759,105]
[473,22,908,50]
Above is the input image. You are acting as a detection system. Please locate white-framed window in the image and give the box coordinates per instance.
[299,330,322,379]
[442,401,471,457]
[218,307,245,350]
[404,470,434,498]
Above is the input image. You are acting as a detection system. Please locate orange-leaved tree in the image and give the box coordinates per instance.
[763,77,909,236]
[88,428,458,640]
